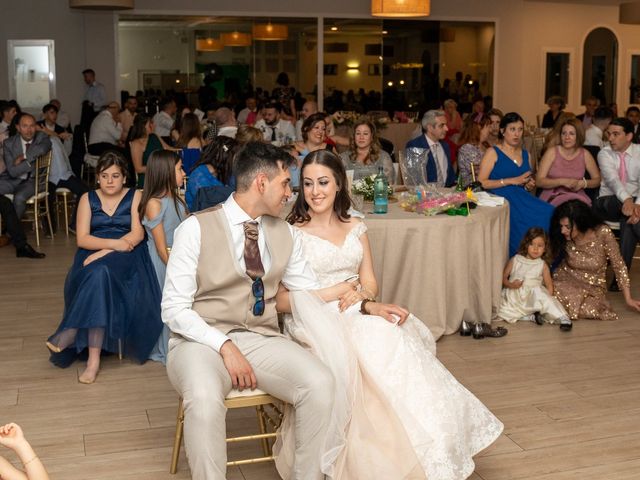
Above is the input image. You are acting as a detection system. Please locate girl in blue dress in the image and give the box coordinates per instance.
[478,112,555,256]
[185,136,237,211]
[140,151,187,364]
[46,152,163,384]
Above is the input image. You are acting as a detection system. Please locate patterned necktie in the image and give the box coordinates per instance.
[618,152,627,184]
[243,221,265,280]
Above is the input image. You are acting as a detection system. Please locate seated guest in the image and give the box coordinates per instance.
[406,110,456,187]
[46,151,163,384]
[129,113,173,188]
[593,117,640,279]
[478,112,555,256]
[457,116,491,186]
[185,136,237,211]
[537,117,600,206]
[152,98,177,141]
[120,96,138,138]
[576,96,600,128]
[584,106,613,148]
[486,108,504,146]
[254,101,296,145]
[541,96,565,129]
[339,117,392,181]
[295,100,318,141]
[88,102,126,156]
[214,107,238,139]
[49,99,71,132]
[140,151,187,364]
[37,104,71,142]
[626,105,640,143]
[0,195,45,258]
[236,97,258,126]
[235,125,264,146]
[0,102,18,137]
[551,200,640,320]
[443,99,462,137]
[177,112,204,174]
[170,106,194,144]
[470,98,486,123]
[1,113,52,219]
[541,112,576,154]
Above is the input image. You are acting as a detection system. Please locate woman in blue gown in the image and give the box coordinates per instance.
[46,152,163,384]
[479,112,555,256]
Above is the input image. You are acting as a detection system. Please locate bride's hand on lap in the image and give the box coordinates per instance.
[220,340,257,391]
[366,302,410,325]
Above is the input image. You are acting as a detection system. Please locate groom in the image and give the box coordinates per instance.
[162,141,336,479]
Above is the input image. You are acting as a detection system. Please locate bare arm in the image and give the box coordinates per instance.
[502,258,523,289]
[479,147,530,190]
[76,193,123,251]
[129,140,146,175]
[542,263,554,295]
[536,148,572,189]
[121,190,145,247]
[145,198,169,265]
[583,149,601,189]
[0,424,49,480]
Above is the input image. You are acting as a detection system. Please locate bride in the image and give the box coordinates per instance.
[275,150,503,480]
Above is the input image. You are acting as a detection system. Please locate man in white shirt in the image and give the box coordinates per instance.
[254,102,296,145]
[120,96,138,138]
[0,102,17,137]
[214,107,238,138]
[153,98,176,139]
[295,100,318,141]
[594,117,640,284]
[163,141,406,479]
[236,97,258,125]
[49,99,70,131]
[82,69,106,113]
[584,106,613,148]
[88,102,125,156]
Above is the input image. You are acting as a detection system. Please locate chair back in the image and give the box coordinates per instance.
[34,151,53,198]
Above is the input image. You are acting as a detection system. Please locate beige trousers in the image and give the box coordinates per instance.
[166,331,334,480]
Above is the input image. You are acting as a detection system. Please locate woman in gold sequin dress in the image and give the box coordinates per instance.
[550,200,640,320]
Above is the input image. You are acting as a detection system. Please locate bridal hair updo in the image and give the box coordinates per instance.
[286,149,351,225]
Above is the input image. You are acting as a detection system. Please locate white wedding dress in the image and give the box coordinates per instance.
[274,222,503,480]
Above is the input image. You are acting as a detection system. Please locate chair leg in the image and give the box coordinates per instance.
[45,198,54,239]
[118,339,123,361]
[170,399,185,474]
[256,405,271,457]
[63,195,69,237]
[34,199,40,247]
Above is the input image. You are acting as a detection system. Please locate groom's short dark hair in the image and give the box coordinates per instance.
[235,141,295,192]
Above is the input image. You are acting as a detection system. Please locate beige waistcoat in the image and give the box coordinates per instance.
[192,206,292,337]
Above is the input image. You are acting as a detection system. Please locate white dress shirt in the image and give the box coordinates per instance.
[584,125,604,148]
[153,111,174,137]
[162,194,319,353]
[89,110,123,146]
[83,81,106,112]
[597,143,640,203]
[425,135,447,184]
[217,125,238,139]
[255,119,296,145]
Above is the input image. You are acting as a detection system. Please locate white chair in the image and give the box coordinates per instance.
[169,388,285,473]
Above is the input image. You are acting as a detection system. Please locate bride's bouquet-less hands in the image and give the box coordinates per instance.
[352,174,393,202]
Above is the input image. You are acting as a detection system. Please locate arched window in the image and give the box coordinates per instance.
[581,27,617,105]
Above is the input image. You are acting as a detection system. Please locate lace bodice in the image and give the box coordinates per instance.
[296,221,367,288]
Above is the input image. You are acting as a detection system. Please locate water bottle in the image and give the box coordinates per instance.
[373,166,388,214]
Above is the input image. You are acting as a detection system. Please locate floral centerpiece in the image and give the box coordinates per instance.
[332,112,389,132]
[352,174,394,201]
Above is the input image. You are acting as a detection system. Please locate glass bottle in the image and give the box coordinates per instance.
[373,166,388,214]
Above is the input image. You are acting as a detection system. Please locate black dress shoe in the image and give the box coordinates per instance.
[16,244,46,259]
[609,280,621,292]
[559,321,573,332]
[534,313,544,325]
[478,323,508,338]
[459,320,472,336]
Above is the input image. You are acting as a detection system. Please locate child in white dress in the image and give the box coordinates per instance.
[497,227,572,330]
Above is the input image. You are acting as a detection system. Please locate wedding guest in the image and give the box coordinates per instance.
[153,98,177,140]
[541,96,565,129]
[551,200,640,320]
[176,113,204,174]
[237,97,258,126]
[593,117,640,277]
[129,113,173,188]
[214,108,238,139]
[185,136,236,211]
[235,125,264,146]
[254,102,296,145]
[46,151,163,384]
[486,108,504,146]
[0,196,45,258]
[140,150,187,364]
[542,112,577,154]
[339,117,393,181]
[88,102,126,156]
[272,72,296,120]
[626,105,640,143]
[277,149,503,478]
[162,141,353,479]
[584,106,613,148]
[443,99,462,161]
[0,102,18,137]
[170,106,193,144]
[577,96,600,128]
[120,96,138,138]
[537,117,600,206]
[0,423,49,480]
[457,116,491,186]
[295,100,318,141]
[82,69,106,113]
[49,99,70,131]
[478,112,555,256]
[406,110,456,187]
[36,104,71,142]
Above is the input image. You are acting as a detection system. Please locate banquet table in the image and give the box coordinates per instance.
[362,201,509,340]
[380,122,421,157]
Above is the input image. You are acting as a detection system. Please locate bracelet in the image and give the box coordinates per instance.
[582,177,588,189]
[23,454,38,466]
[500,178,505,186]
[360,298,374,315]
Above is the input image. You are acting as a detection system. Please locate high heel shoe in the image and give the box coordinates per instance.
[459,320,472,336]
[45,341,62,353]
[472,323,485,339]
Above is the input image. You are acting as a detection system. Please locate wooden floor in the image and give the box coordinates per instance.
[1,233,640,480]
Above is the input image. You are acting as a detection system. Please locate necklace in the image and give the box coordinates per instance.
[99,191,125,213]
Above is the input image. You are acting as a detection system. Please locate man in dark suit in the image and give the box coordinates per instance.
[0,113,52,219]
[626,106,640,144]
[0,195,45,258]
[405,109,456,187]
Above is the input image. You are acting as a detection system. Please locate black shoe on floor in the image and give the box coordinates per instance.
[534,313,544,325]
[609,280,621,292]
[16,244,46,259]
[560,321,573,332]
